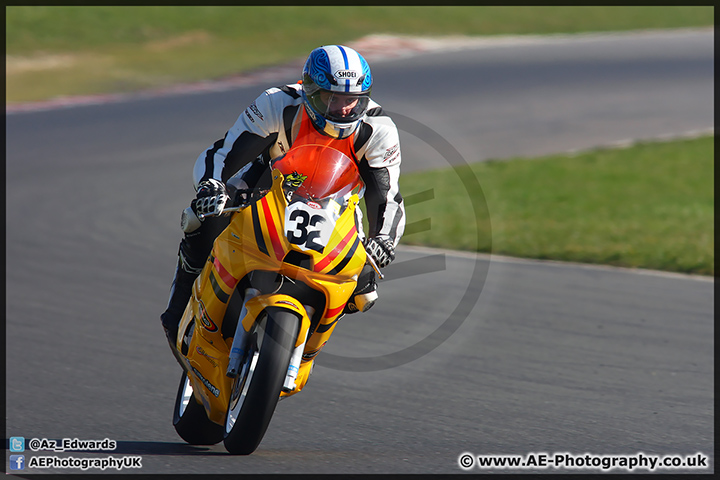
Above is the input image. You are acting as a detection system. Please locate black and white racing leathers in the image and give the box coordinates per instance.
[192,83,405,247]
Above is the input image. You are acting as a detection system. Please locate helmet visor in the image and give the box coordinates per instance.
[307,90,370,123]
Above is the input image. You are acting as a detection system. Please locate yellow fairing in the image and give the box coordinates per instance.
[179,170,366,423]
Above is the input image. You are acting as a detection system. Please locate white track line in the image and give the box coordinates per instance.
[349,26,712,59]
[561,128,715,156]
[397,244,714,283]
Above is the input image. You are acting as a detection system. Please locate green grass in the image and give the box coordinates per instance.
[399,136,714,275]
[6,6,713,102]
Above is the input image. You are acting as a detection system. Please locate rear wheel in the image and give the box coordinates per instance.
[172,372,224,445]
[223,309,299,454]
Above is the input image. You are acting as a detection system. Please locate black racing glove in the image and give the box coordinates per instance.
[365,235,395,268]
[192,178,229,218]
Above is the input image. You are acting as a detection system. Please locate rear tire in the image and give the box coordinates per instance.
[173,372,224,445]
[223,309,299,454]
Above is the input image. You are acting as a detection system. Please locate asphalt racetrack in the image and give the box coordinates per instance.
[5,29,713,474]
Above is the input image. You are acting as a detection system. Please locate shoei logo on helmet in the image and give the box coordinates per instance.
[335,69,358,79]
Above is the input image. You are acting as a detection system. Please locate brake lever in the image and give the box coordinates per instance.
[366,253,385,280]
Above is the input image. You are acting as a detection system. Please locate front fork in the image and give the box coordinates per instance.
[226,288,261,378]
[225,288,313,392]
[283,305,313,392]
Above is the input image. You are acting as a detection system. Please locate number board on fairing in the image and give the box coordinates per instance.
[285,200,338,253]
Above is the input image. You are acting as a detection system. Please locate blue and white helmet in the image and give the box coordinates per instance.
[301,45,373,139]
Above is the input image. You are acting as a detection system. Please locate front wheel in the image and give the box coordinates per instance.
[223,309,299,455]
[172,372,224,445]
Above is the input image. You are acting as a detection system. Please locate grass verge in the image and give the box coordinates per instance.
[6,6,713,103]
[399,136,714,276]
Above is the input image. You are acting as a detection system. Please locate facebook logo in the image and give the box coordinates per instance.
[9,455,25,470]
[10,436,25,452]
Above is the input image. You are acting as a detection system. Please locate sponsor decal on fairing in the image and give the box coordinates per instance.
[196,346,219,368]
[191,366,220,397]
[199,300,219,332]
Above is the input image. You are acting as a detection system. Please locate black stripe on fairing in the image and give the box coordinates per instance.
[327,235,361,275]
[251,204,269,256]
[210,272,230,303]
[315,315,341,334]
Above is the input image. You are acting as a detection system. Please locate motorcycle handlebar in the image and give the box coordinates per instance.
[366,253,385,280]
[196,204,247,221]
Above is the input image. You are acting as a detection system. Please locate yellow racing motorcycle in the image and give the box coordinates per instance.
[169,142,379,454]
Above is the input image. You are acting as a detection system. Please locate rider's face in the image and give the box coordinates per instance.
[319,91,359,118]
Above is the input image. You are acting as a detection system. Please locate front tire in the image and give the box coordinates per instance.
[223,309,299,454]
[173,372,224,445]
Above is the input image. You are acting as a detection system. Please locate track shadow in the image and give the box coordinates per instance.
[110,441,229,456]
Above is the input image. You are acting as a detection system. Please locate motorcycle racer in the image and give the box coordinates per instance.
[161,45,406,344]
